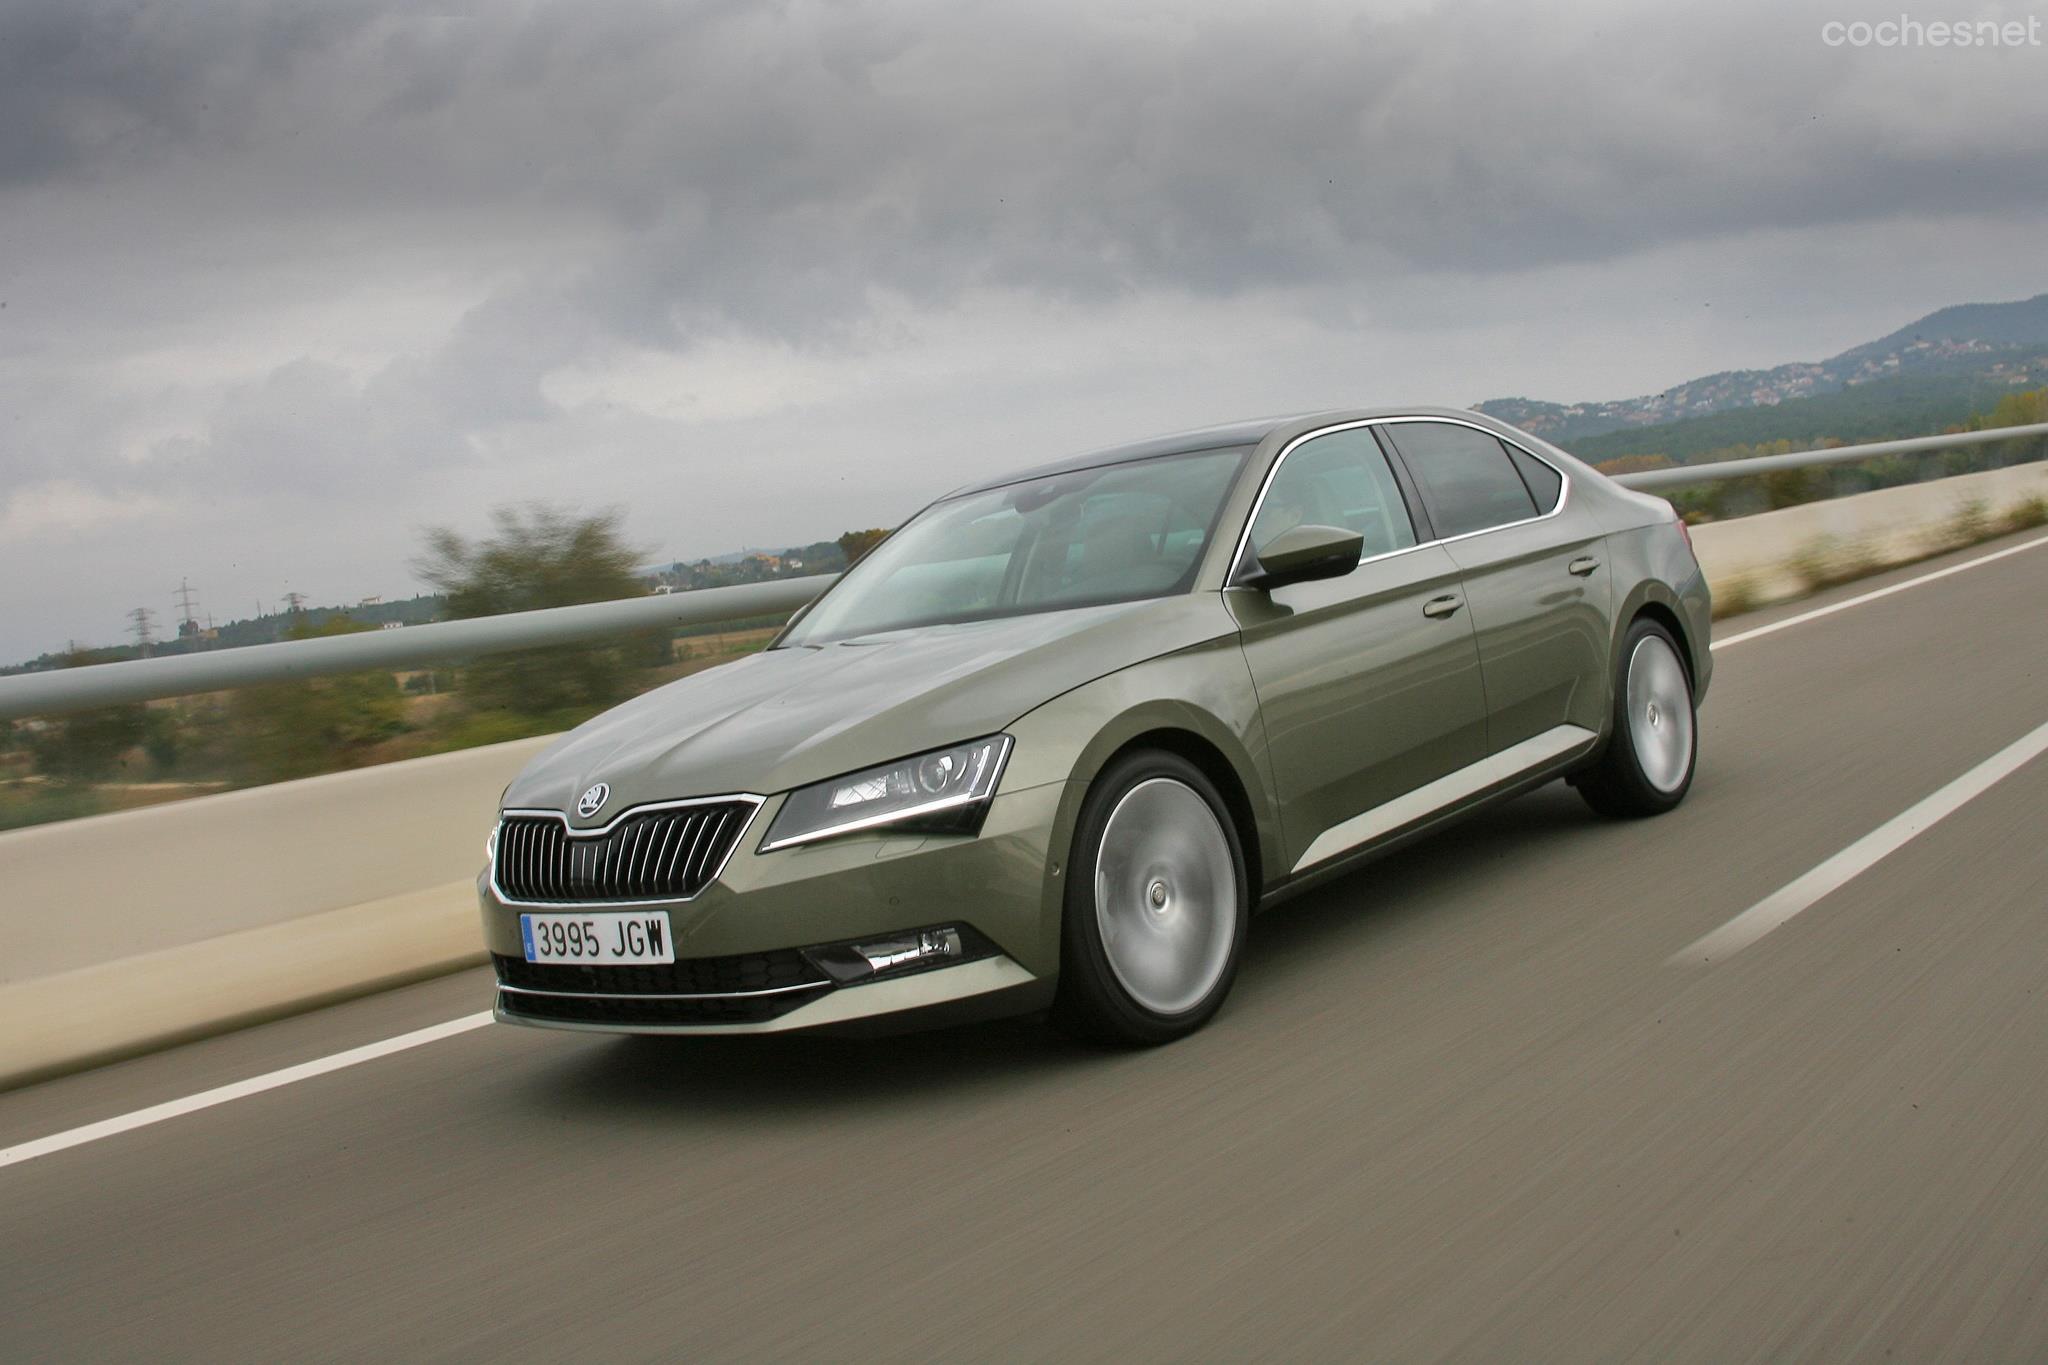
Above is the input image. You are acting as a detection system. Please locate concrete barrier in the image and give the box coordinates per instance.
[1687,462,2048,603]
[0,737,549,1088]
[0,883,481,1090]
[1,465,2041,1088]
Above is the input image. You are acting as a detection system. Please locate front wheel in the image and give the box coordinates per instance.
[1577,617,1697,818]
[1052,750,1249,1046]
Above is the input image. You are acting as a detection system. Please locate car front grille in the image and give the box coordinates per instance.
[491,948,833,1028]
[494,801,754,903]
[491,949,827,997]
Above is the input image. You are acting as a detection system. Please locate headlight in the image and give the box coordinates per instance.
[759,735,1013,851]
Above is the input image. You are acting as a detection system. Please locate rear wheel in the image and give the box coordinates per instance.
[1053,750,1249,1045]
[1578,617,1697,818]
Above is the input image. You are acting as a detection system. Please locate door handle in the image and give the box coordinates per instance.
[1568,556,1601,577]
[1422,593,1464,619]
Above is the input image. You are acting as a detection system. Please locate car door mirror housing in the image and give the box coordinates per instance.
[1240,524,1365,591]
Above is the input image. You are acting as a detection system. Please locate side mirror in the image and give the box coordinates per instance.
[1240,524,1364,591]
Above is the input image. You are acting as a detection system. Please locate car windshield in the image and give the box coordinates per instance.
[778,445,1252,645]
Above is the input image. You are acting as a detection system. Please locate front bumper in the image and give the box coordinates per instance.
[495,954,1040,1037]
[477,781,1066,1035]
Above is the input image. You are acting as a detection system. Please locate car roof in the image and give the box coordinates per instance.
[940,405,1508,498]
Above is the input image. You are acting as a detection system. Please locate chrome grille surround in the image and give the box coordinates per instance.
[488,794,764,907]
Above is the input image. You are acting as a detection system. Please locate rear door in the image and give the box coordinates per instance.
[1378,419,1611,752]
[1227,424,1490,876]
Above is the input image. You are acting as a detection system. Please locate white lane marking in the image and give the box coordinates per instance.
[6,531,2043,1166]
[1672,718,2048,966]
[0,1012,494,1170]
[1712,532,2048,651]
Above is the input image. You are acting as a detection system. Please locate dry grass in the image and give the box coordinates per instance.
[2004,495,2048,533]
[1920,498,1991,555]
[1710,574,1759,620]
[1788,535,1879,594]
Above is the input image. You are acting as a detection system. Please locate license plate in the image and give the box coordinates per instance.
[520,911,675,964]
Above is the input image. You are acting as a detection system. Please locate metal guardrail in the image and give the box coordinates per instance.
[1611,421,2048,492]
[0,576,833,720]
[4,420,2044,721]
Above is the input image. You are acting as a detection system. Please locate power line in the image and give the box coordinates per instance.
[173,578,202,643]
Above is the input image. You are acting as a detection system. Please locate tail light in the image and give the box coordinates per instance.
[1665,500,1696,557]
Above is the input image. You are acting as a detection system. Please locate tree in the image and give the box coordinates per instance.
[24,649,155,782]
[837,527,890,565]
[227,615,407,783]
[1973,387,2048,469]
[414,505,655,716]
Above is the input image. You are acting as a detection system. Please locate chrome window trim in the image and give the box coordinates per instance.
[488,793,765,909]
[496,980,824,1003]
[1225,414,1572,588]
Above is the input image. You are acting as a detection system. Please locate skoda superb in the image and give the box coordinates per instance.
[481,407,1710,1044]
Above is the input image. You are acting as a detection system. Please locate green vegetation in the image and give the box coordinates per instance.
[1788,536,1880,594]
[1710,574,1758,620]
[837,527,891,564]
[415,504,656,717]
[0,505,882,830]
[225,615,409,784]
[1928,499,1993,554]
[0,783,105,832]
[1606,386,2048,524]
[6,649,181,829]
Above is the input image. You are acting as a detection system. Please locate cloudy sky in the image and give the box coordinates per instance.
[3,0,2045,662]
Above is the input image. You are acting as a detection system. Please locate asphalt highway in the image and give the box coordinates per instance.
[4,532,2046,1361]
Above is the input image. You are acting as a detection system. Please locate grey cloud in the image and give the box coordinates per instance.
[5,0,2048,660]
[11,0,2047,335]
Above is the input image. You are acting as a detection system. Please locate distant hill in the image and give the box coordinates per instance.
[1566,370,2032,466]
[1843,293,2048,358]
[1477,292,2048,448]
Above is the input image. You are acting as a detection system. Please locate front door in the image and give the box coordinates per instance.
[1227,425,1490,876]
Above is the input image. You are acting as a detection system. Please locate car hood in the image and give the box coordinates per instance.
[503,595,1236,820]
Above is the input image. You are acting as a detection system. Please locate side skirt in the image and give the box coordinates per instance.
[1261,723,1600,907]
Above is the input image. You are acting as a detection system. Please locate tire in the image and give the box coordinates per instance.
[1577,617,1697,818]
[1052,750,1250,1046]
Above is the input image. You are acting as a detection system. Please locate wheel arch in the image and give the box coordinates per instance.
[1609,576,1708,703]
[1630,599,1697,690]
[1096,726,1264,900]
[1002,649,1279,970]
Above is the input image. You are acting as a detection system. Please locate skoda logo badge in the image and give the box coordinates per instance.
[576,783,611,819]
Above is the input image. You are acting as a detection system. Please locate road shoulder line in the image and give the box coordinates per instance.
[0,1012,493,1170]
[1671,717,2048,966]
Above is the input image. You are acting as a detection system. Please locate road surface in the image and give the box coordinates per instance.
[3,532,2046,1361]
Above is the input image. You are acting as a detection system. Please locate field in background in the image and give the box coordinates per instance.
[0,625,780,832]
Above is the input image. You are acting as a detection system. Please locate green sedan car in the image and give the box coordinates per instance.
[481,407,1710,1044]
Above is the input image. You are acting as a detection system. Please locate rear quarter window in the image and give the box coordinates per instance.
[1382,421,1540,538]
[1505,443,1564,513]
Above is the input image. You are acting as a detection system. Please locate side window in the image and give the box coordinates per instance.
[1506,442,1563,513]
[1382,422,1539,538]
[1248,428,1417,561]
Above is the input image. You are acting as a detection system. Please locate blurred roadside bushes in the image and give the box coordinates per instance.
[415,504,661,716]
[226,615,408,783]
